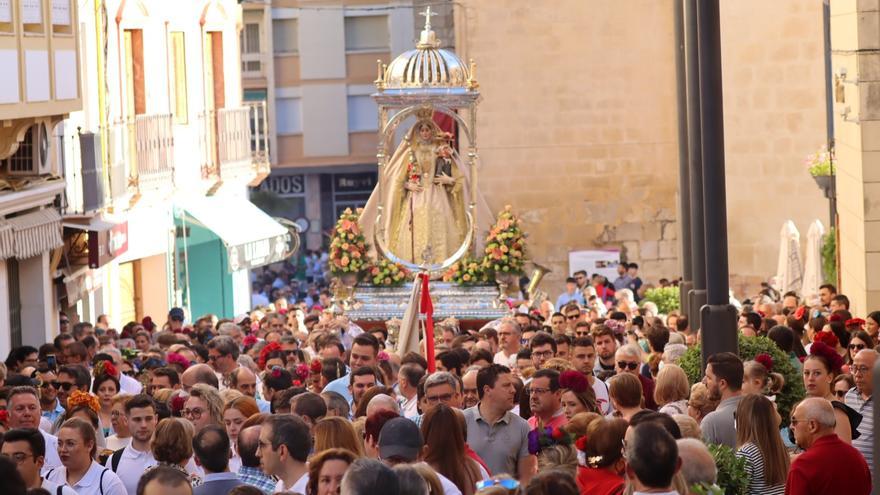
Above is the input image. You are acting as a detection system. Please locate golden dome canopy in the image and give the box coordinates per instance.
[378,7,477,92]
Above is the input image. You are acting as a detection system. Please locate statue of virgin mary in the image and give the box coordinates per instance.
[360,109,472,266]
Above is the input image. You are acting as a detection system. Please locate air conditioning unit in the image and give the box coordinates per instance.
[2,122,52,176]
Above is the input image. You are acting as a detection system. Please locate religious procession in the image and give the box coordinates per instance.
[0,1,876,495]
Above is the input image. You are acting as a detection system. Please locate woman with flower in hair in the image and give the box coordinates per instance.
[559,370,597,420]
[741,353,785,401]
[575,416,627,495]
[92,361,120,437]
[63,390,108,452]
[803,341,861,443]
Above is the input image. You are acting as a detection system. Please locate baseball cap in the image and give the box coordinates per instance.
[378,417,423,462]
[168,307,185,322]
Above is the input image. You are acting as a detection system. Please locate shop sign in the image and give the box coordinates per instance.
[259,174,305,197]
[226,233,290,272]
[334,172,376,193]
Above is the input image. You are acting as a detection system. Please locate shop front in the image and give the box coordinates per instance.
[174,195,292,319]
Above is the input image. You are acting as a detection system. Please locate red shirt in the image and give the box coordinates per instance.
[785,434,871,495]
[576,466,624,495]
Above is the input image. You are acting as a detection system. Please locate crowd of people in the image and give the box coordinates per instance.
[0,271,878,495]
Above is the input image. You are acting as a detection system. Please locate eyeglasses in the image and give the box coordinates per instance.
[183,407,205,419]
[566,315,580,320]
[425,393,454,404]
[476,479,519,490]
[1,453,33,464]
[852,366,872,375]
[528,387,552,395]
[41,381,60,389]
[835,390,848,399]
[58,382,76,391]
[790,417,808,426]
[849,343,867,351]
[532,350,554,359]
[617,361,639,371]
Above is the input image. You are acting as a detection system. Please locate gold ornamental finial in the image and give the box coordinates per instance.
[467,59,479,90]
[417,6,441,48]
[374,59,385,90]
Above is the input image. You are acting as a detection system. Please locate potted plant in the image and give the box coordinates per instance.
[806,144,834,199]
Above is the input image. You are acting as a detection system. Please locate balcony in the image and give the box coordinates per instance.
[197,101,269,186]
[128,113,175,195]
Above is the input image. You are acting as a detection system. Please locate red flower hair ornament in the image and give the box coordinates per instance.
[829,313,843,323]
[809,341,844,373]
[846,318,866,329]
[754,353,774,372]
[309,359,323,374]
[258,342,283,370]
[559,370,589,394]
[794,306,807,321]
[812,330,839,349]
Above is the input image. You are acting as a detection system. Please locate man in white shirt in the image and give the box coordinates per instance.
[396,363,425,418]
[569,337,613,415]
[7,386,62,474]
[257,415,311,493]
[105,395,158,495]
[1,428,77,494]
[492,319,521,368]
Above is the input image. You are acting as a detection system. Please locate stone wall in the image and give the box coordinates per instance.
[454,0,829,301]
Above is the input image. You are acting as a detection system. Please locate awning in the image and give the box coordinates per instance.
[178,196,291,272]
[63,216,129,269]
[0,208,64,259]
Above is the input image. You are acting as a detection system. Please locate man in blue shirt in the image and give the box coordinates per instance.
[556,277,585,308]
[612,262,632,290]
[322,333,381,404]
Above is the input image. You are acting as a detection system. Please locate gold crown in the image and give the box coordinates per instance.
[416,107,434,121]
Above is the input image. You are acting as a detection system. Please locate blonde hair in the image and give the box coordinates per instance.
[537,444,577,477]
[672,414,701,439]
[542,358,574,374]
[743,360,785,395]
[412,461,445,495]
[688,382,718,420]
[189,383,224,426]
[111,393,133,407]
[313,416,365,456]
[653,364,690,406]
[219,388,244,404]
[564,412,601,438]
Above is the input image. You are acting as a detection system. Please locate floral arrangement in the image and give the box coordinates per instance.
[805,144,834,177]
[527,425,573,455]
[329,208,368,276]
[67,390,101,413]
[366,257,409,286]
[442,256,491,285]
[481,205,526,275]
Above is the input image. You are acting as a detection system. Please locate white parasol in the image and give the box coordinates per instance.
[775,220,804,295]
[801,219,826,306]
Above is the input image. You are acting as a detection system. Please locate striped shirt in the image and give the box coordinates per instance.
[845,387,874,471]
[735,442,785,495]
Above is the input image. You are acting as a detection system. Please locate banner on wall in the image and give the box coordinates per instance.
[568,249,621,281]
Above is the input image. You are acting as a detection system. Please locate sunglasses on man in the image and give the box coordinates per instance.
[617,361,639,371]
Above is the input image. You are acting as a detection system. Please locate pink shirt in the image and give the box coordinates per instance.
[528,409,568,430]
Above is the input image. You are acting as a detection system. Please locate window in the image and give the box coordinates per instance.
[240,22,261,73]
[344,15,389,51]
[276,97,302,135]
[347,95,377,132]
[273,19,298,54]
[170,32,188,124]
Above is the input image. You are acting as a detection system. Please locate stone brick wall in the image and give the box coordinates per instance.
[454,0,828,301]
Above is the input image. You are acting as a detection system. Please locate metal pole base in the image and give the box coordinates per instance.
[679,280,693,324]
[688,288,707,332]
[700,303,739,374]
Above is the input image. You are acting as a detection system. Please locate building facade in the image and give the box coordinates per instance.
[243,0,425,250]
[453,0,831,299]
[0,0,82,353]
[59,0,285,331]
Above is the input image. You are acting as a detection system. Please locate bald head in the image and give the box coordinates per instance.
[853,349,879,396]
[231,366,257,397]
[676,438,716,487]
[366,394,400,417]
[237,426,262,468]
[181,363,219,391]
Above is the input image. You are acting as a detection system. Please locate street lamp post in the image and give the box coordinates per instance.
[697,0,738,364]
[673,0,692,322]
